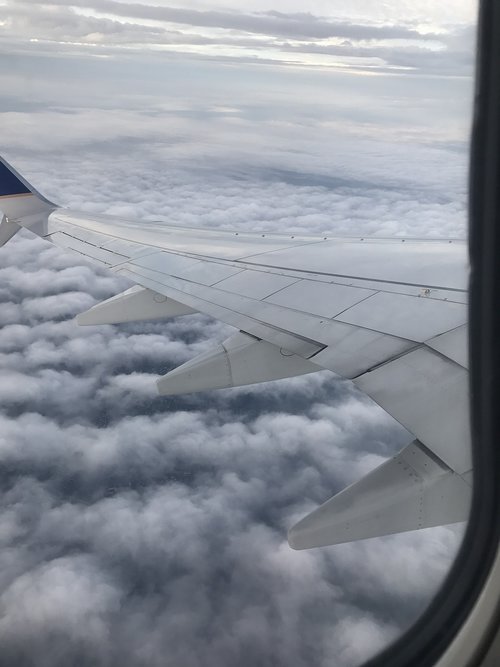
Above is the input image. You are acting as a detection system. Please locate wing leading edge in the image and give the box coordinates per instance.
[0,155,471,548]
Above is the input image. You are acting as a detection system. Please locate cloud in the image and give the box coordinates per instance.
[0,555,122,667]
[0,99,470,242]
[0,7,473,664]
[0,222,464,667]
[281,23,475,76]
[1,0,474,78]
[13,0,443,42]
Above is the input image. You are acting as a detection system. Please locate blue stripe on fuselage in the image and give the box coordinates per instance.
[0,160,31,197]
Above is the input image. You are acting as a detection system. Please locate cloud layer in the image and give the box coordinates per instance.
[0,230,463,667]
[0,4,473,665]
[1,0,476,76]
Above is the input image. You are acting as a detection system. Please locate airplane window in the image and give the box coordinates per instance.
[0,2,478,667]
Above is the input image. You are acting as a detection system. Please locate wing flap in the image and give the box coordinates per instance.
[335,290,467,342]
[354,347,471,473]
[427,324,468,368]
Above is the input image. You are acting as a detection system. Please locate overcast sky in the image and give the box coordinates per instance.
[0,1,476,666]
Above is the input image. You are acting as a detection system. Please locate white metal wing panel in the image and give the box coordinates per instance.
[170,260,243,286]
[48,210,325,260]
[241,238,468,291]
[265,280,375,319]
[335,291,467,342]
[237,264,468,303]
[49,221,108,247]
[311,329,415,379]
[98,237,156,259]
[215,270,299,300]
[132,251,201,275]
[354,347,471,474]
[49,232,128,266]
[134,252,244,286]
[426,324,468,369]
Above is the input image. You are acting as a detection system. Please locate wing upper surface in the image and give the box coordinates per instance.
[43,210,470,463]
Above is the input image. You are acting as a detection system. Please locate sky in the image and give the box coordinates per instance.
[0,1,477,666]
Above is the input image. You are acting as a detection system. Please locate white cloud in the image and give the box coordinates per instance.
[0,3,474,663]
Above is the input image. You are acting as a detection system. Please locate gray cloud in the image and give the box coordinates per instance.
[0,12,472,665]
[16,0,442,42]
[0,178,465,667]
[1,0,474,79]
[281,23,476,76]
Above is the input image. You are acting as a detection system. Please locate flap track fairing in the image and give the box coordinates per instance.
[157,331,319,395]
[76,286,196,325]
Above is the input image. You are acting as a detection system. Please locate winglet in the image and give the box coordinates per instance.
[0,215,21,247]
[0,155,56,238]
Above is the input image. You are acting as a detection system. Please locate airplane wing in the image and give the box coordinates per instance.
[0,154,471,549]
